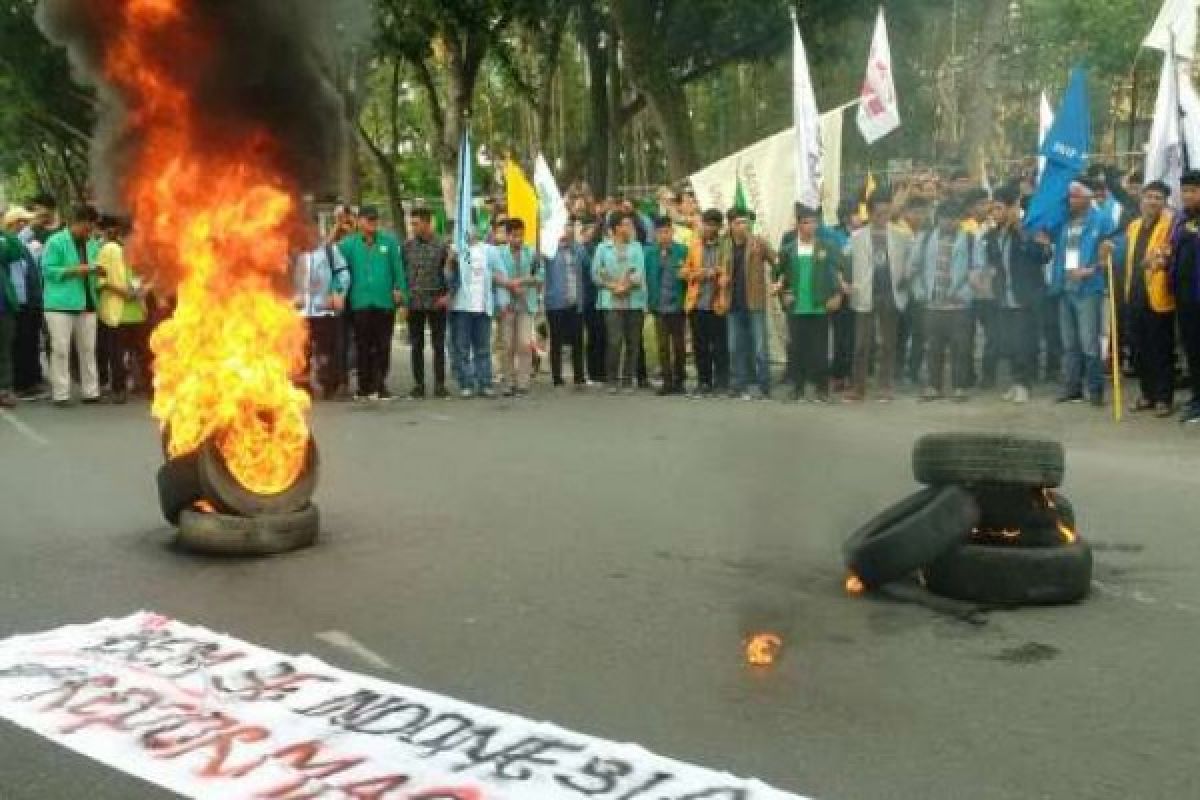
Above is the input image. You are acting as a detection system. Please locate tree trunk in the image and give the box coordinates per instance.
[961,0,1009,181]
[580,1,612,196]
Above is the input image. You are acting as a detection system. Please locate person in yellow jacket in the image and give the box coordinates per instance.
[1106,182,1176,416]
[96,215,147,404]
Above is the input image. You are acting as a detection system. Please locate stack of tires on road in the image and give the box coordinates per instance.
[844,433,1092,607]
[157,436,321,556]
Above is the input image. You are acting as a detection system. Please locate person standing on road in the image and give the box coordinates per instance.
[446,233,496,398]
[1169,170,1200,424]
[543,220,589,388]
[41,205,102,407]
[0,221,19,409]
[720,208,778,400]
[774,204,842,403]
[645,215,689,396]
[910,200,974,402]
[403,208,451,399]
[337,206,407,402]
[95,215,147,405]
[981,186,1053,405]
[1,207,40,404]
[494,218,541,397]
[1049,181,1116,407]
[294,233,351,401]
[1110,181,1176,416]
[682,209,730,397]
[847,193,914,403]
[592,212,646,394]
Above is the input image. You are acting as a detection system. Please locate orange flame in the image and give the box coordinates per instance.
[845,573,865,595]
[104,0,310,494]
[744,633,783,666]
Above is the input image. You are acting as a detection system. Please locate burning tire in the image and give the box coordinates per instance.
[972,487,1077,547]
[922,538,1093,607]
[176,505,319,556]
[157,451,205,526]
[913,433,1065,488]
[844,486,979,590]
[196,437,319,518]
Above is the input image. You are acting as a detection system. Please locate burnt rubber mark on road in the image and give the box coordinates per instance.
[990,642,1060,665]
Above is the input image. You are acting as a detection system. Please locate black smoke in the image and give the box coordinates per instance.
[35,0,354,211]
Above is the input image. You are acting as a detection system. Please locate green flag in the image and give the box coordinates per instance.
[734,173,751,215]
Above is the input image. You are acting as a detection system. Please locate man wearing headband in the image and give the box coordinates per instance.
[1049,179,1117,407]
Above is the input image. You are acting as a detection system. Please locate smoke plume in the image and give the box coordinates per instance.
[35,0,351,212]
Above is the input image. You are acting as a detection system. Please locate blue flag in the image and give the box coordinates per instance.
[454,126,473,259]
[1024,67,1090,234]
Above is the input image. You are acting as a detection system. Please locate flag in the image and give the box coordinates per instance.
[734,169,751,215]
[820,110,844,226]
[1146,48,1187,204]
[1024,67,1090,234]
[1038,91,1055,179]
[857,7,901,144]
[454,126,473,257]
[504,159,539,247]
[857,171,877,221]
[1144,0,1198,61]
[533,154,568,259]
[792,12,823,209]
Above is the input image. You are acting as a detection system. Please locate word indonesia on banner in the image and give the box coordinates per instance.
[0,612,814,800]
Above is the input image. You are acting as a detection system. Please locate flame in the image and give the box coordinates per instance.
[1057,521,1078,544]
[845,573,866,595]
[744,633,783,666]
[1042,491,1078,543]
[103,0,310,494]
[193,499,216,514]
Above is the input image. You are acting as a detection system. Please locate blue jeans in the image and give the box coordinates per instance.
[1060,292,1104,398]
[727,310,770,393]
[448,311,464,387]
[453,312,493,391]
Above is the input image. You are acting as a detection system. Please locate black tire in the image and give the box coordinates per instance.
[971,487,1076,547]
[913,433,1065,488]
[844,486,980,590]
[923,538,1093,607]
[176,505,320,556]
[157,451,205,526]
[197,437,319,517]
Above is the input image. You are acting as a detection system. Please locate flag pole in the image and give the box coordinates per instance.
[1105,251,1123,423]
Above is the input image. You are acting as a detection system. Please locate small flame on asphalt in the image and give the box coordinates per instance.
[845,573,865,595]
[745,633,783,666]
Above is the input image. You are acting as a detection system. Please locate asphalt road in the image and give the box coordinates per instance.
[1,379,1198,800]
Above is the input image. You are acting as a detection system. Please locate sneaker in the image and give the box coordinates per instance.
[367,392,381,403]
[813,392,831,404]
[352,392,369,403]
[409,386,426,400]
[434,386,450,399]
[460,388,474,399]
[740,392,754,401]
[1055,393,1084,404]
[1013,386,1031,405]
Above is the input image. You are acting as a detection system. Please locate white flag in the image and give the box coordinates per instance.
[1143,0,1198,61]
[820,110,844,226]
[1146,53,1187,205]
[1038,91,1054,178]
[792,15,823,209]
[856,7,901,144]
[533,153,568,259]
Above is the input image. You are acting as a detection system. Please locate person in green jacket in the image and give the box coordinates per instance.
[0,232,19,408]
[645,216,690,395]
[41,205,102,406]
[773,204,844,403]
[335,206,407,401]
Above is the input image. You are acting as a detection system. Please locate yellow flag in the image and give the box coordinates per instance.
[858,170,877,221]
[504,159,539,247]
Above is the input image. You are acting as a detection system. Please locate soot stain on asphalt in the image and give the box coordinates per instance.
[992,642,1060,665]
[1088,541,1146,554]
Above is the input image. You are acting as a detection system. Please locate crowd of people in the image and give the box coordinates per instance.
[2,162,1198,424]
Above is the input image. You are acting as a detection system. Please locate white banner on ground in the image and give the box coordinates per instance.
[0,612,813,800]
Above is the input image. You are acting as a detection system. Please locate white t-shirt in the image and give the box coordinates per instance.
[464,243,489,313]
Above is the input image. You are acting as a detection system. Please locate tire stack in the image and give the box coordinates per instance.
[844,434,1092,608]
[157,437,321,555]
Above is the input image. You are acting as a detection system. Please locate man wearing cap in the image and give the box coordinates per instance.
[846,193,914,402]
[718,207,778,399]
[1108,181,1176,416]
[41,205,102,406]
[1051,180,1117,406]
[403,208,451,399]
[336,206,407,402]
[1169,170,1200,424]
[682,209,730,396]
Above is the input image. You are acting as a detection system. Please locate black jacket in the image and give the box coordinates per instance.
[983,226,1051,309]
